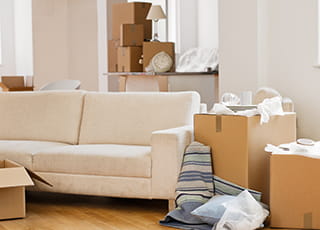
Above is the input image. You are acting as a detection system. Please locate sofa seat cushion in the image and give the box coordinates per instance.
[0,140,69,169]
[33,144,151,178]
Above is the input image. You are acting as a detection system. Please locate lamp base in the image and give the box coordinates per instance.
[151,32,160,42]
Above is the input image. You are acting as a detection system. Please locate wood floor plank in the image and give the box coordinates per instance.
[0,192,293,230]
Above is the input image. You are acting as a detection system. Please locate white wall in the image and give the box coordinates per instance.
[0,0,16,75]
[32,0,70,88]
[97,0,107,91]
[177,0,198,54]
[198,0,218,49]
[14,0,33,76]
[68,0,99,91]
[264,0,319,139]
[32,0,99,90]
[220,0,320,139]
[219,0,259,96]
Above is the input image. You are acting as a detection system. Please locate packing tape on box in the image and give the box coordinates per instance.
[304,212,312,229]
[216,116,222,132]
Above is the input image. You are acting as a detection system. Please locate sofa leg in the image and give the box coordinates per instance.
[168,199,176,212]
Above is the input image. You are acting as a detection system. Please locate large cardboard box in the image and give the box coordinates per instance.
[0,160,51,220]
[120,24,144,47]
[108,40,120,72]
[270,154,320,229]
[142,42,175,72]
[117,47,143,72]
[112,2,151,40]
[194,113,296,203]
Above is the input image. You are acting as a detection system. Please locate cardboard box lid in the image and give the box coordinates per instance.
[0,160,52,188]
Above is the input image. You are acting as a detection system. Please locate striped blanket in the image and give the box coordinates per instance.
[160,142,262,230]
[160,142,214,230]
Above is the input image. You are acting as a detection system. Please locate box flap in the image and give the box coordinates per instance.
[3,159,52,187]
[4,159,23,168]
[24,168,53,187]
[0,167,34,188]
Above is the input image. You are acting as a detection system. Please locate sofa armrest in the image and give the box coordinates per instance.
[150,125,193,199]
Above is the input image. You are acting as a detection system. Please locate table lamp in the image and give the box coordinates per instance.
[146,5,166,42]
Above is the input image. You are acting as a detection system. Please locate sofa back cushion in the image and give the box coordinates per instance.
[0,91,84,144]
[79,92,200,145]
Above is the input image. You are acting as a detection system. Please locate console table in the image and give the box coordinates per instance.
[104,71,219,108]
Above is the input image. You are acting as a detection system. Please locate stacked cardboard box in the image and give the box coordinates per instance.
[108,2,151,72]
[142,41,175,72]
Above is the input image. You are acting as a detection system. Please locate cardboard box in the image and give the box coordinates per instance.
[112,2,152,40]
[1,76,25,88]
[118,75,168,92]
[142,42,175,72]
[108,40,120,72]
[117,47,143,72]
[270,154,320,229]
[194,113,296,203]
[120,24,144,47]
[0,160,51,220]
[0,76,33,91]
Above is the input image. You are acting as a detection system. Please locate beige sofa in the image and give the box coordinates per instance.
[0,91,200,207]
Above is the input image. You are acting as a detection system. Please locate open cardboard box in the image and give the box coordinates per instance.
[270,153,320,229]
[194,113,296,204]
[0,160,51,220]
[0,76,33,91]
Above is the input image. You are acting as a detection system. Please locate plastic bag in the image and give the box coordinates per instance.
[176,48,218,72]
[191,195,235,225]
[220,93,240,106]
[214,190,269,230]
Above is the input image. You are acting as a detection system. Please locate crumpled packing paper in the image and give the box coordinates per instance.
[210,97,285,124]
[265,141,320,159]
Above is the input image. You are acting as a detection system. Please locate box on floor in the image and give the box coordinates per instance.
[270,153,320,229]
[117,47,143,72]
[112,2,151,40]
[0,160,51,220]
[142,42,175,72]
[194,113,296,204]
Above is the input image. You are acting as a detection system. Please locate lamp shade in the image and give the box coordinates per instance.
[146,5,166,20]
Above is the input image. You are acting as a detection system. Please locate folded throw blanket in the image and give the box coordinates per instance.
[160,142,263,230]
[160,142,214,230]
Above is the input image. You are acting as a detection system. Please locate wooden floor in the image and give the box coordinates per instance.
[0,191,289,230]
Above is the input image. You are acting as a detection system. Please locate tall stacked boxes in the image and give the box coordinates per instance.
[112,2,151,41]
[108,2,151,72]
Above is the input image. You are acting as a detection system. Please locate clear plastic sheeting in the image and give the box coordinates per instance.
[221,93,240,106]
[176,48,218,72]
[214,190,269,230]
